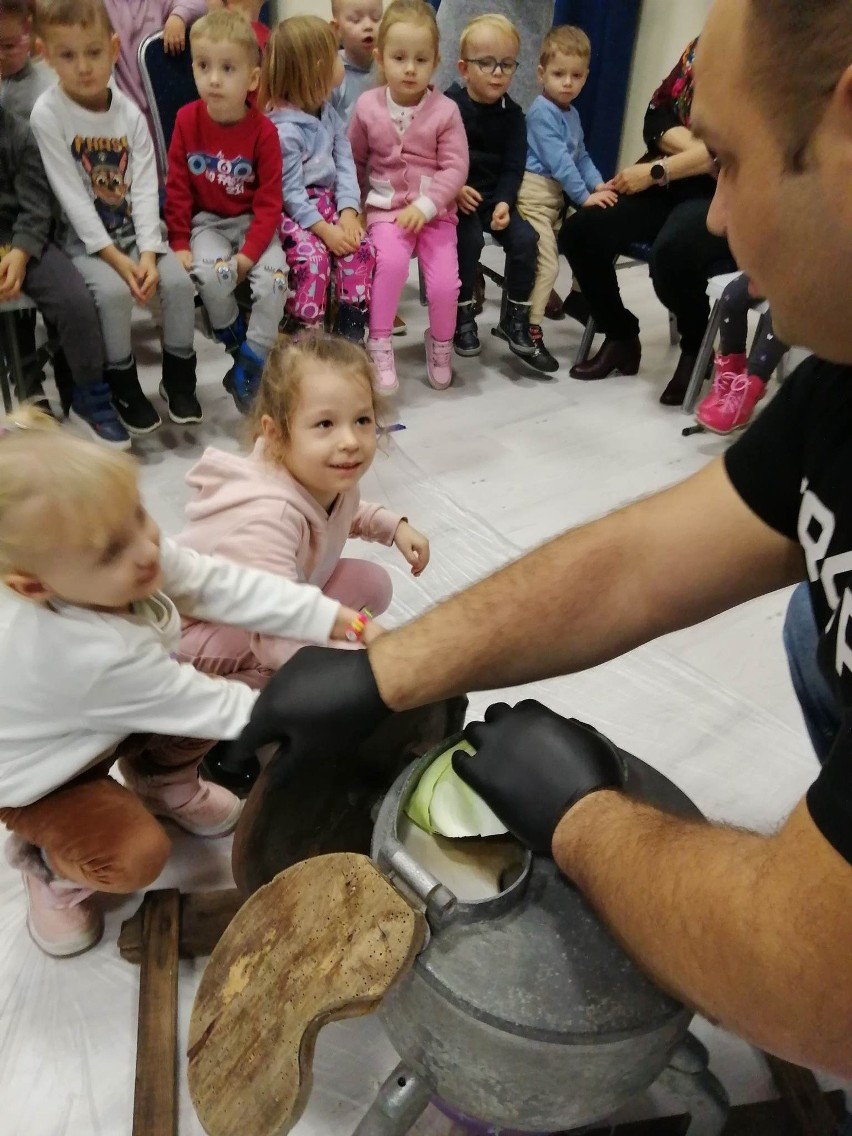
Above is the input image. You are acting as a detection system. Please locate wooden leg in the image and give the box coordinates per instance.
[119,887,242,963]
[765,1054,840,1135]
[131,889,181,1136]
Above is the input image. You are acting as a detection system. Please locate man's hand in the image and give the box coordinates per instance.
[452,700,625,852]
[135,251,159,303]
[393,520,430,576]
[0,248,29,301]
[456,185,483,215]
[175,248,193,273]
[163,13,187,53]
[610,164,654,196]
[230,646,392,773]
[235,252,253,283]
[396,204,427,233]
[490,202,510,231]
[583,189,619,209]
[339,208,364,246]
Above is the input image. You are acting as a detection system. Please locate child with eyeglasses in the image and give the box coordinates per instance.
[445,15,545,373]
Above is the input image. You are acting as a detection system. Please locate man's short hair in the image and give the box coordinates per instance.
[539,25,590,69]
[746,0,852,170]
[34,0,112,36]
[459,14,520,60]
[190,8,259,64]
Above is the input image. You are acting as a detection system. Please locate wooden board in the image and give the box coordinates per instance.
[188,852,426,1136]
[119,888,243,964]
[131,889,181,1136]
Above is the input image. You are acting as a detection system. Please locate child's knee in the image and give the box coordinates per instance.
[92,819,171,892]
[364,564,393,615]
[160,264,197,308]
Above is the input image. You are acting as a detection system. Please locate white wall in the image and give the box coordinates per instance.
[269,0,331,18]
[617,0,713,168]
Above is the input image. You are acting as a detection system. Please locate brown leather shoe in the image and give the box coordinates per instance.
[659,352,698,406]
[570,337,641,380]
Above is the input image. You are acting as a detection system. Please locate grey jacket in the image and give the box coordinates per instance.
[0,104,53,258]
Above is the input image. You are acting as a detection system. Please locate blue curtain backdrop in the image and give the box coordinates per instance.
[428,1,642,179]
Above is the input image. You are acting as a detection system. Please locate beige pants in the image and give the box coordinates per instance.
[516,171,567,325]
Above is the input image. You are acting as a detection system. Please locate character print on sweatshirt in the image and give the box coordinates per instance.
[187,150,256,196]
[72,135,133,236]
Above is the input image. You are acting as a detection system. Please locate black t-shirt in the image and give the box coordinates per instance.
[725,356,852,863]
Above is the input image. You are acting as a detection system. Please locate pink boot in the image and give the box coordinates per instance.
[6,837,102,957]
[366,336,399,393]
[696,352,747,428]
[425,329,454,390]
[697,371,767,434]
[119,761,243,838]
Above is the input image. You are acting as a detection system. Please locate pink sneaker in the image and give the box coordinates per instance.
[366,336,399,393]
[696,352,747,425]
[120,763,243,838]
[425,329,453,390]
[22,872,103,958]
[697,372,766,434]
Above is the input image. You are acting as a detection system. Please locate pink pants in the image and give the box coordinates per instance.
[369,217,460,341]
[178,557,393,688]
[279,188,376,323]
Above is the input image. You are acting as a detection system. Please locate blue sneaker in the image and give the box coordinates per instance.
[69,381,131,449]
[223,342,265,415]
[213,313,247,356]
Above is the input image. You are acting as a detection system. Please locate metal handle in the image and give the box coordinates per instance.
[379,838,458,929]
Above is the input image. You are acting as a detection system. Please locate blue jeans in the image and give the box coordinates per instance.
[782,583,841,764]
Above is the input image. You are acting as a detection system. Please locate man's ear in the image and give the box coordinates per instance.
[3,571,53,604]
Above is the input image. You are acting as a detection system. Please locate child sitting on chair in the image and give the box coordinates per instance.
[445,15,543,373]
[166,8,286,415]
[0,0,55,120]
[329,0,381,125]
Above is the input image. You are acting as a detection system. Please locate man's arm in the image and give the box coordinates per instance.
[553,792,852,1078]
[370,457,804,710]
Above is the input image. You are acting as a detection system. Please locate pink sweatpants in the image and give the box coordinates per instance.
[178,557,393,689]
[369,217,460,341]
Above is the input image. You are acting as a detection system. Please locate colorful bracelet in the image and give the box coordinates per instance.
[345,607,374,643]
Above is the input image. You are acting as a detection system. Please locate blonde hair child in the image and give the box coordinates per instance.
[0,407,367,957]
[329,0,383,125]
[347,0,469,392]
[262,16,377,344]
[176,332,428,789]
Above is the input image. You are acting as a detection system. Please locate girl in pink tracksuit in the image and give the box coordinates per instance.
[175,331,430,688]
[347,0,469,393]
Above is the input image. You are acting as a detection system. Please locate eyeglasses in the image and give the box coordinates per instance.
[464,57,519,75]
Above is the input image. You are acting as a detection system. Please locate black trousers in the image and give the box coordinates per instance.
[558,178,734,353]
[456,201,539,306]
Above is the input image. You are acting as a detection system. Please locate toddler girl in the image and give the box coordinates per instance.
[695,271,788,435]
[263,17,376,345]
[0,407,369,957]
[176,330,428,698]
[348,0,468,392]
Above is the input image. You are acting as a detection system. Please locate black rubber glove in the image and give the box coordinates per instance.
[229,646,391,776]
[452,700,626,854]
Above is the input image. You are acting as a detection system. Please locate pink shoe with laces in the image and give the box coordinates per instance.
[22,872,103,957]
[697,371,767,434]
[696,352,746,426]
[425,329,454,390]
[120,763,243,838]
[366,336,399,393]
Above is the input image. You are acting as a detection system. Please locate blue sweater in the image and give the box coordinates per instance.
[267,101,362,231]
[524,95,602,206]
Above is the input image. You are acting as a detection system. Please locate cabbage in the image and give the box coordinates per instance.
[404,741,508,838]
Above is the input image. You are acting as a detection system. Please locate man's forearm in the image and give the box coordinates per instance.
[552,792,852,1077]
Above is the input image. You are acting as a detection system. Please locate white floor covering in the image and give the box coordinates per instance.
[2,254,848,1134]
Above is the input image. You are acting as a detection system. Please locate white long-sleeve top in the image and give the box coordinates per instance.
[30,81,164,255]
[0,539,340,807]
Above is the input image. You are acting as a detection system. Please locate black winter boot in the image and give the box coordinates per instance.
[492,298,536,357]
[524,324,560,376]
[51,347,75,417]
[159,350,202,424]
[453,302,480,357]
[332,302,367,345]
[106,357,161,435]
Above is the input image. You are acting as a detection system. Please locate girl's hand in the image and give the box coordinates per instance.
[490,202,510,231]
[330,606,384,645]
[175,249,193,272]
[396,205,427,234]
[0,248,29,301]
[610,164,654,196]
[339,209,364,247]
[583,189,619,209]
[135,252,159,303]
[314,220,359,256]
[163,14,187,53]
[394,521,430,576]
[456,185,482,214]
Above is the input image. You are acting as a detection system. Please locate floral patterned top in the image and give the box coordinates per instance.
[642,37,699,152]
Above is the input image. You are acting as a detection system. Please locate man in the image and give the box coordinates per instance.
[237,0,852,1082]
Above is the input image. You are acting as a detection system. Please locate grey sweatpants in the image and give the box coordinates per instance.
[189,213,287,354]
[73,244,196,365]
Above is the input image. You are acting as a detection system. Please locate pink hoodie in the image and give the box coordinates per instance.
[174,441,403,666]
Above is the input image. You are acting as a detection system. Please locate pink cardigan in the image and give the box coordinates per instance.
[347,85,469,226]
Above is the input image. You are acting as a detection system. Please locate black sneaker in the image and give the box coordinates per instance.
[105,360,161,435]
[524,325,559,376]
[454,306,480,356]
[70,381,131,449]
[159,380,202,424]
[160,351,202,424]
[491,299,536,357]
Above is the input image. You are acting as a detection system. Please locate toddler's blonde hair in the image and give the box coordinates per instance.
[540,25,591,68]
[0,406,139,574]
[247,331,384,459]
[459,14,520,60]
[376,0,438,60]
[190,8,260,64]
[260,15,337,112]
[34,0,112,36]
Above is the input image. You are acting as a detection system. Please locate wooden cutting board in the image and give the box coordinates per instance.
[188,852,426,1136]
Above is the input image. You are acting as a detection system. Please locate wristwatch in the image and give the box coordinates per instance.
[650,160,669,187]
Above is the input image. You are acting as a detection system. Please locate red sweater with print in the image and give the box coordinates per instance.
[165,100,282,263]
